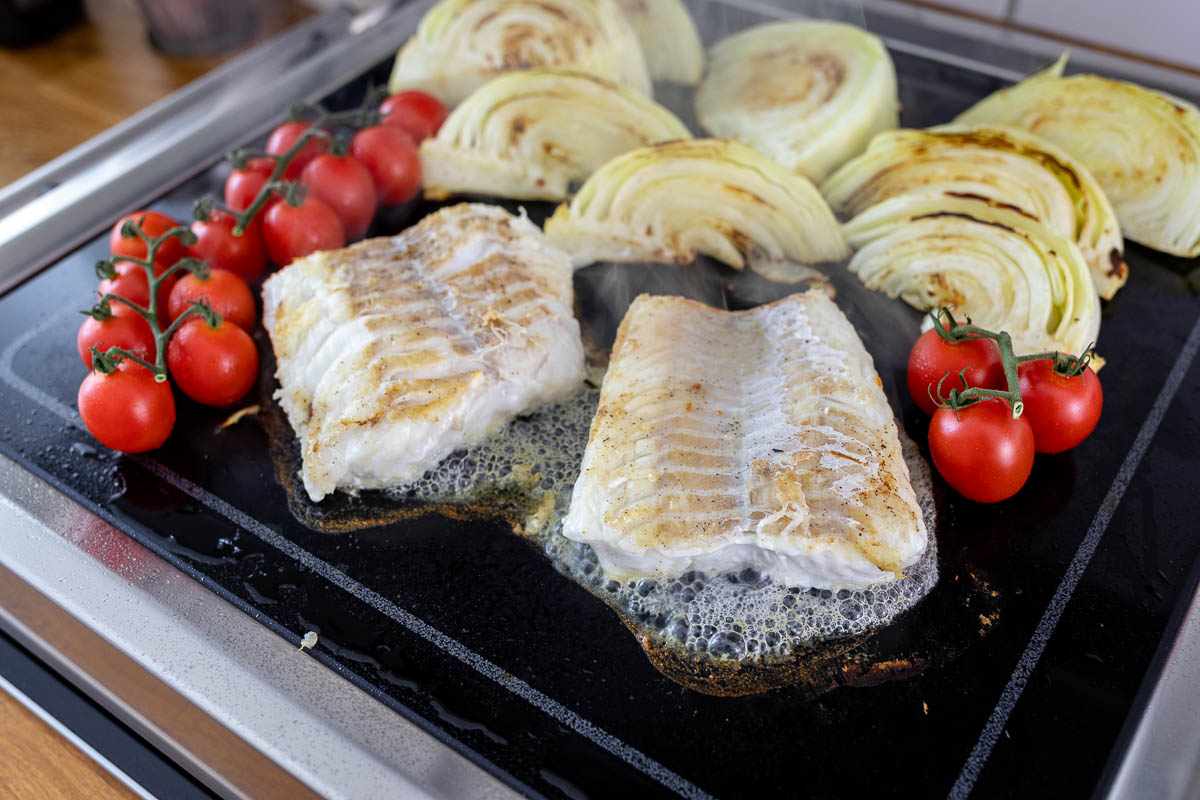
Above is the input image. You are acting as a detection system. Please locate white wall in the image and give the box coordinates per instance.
[921,0,1200,70]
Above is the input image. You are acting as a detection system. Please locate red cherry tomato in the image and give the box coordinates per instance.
[110,211,186,275]
[77,308,156,370]
[300,153,378,241]
[188,209,268,284]
[1017,359,1103,453]
[929,397,1035,503]
[167,319,258,407]
[265,121,328,180]
[350,125,421,205]
[98,260,176,317]
[78,359,175,453]
[261,195,345,266]
[167,269,256,332]
[380,91,448,141]
[907,327,1005,415]
[225,157,276,213]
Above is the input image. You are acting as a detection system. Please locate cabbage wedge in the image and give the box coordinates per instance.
[543,138,850,280]
[822,125,1128,299]
[844,194,1100,355]
[956,54,1200,257]
[420,70,691,201]
[613,0,704,85]
[694,21,898,183]
[388,0,651,106]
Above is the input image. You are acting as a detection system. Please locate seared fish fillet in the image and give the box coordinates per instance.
[562,292,927,588]
[262,203,585,502]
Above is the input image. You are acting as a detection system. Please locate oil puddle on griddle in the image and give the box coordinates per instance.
[257,261,1000,696]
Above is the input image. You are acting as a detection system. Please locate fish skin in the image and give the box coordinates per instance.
[562,291,927,589]
[263,203,585,502]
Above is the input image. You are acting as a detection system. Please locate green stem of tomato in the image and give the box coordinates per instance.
[928,307,1096,418]
[232,127,334,236]
[92,345,163,380]
[97,222,212,380]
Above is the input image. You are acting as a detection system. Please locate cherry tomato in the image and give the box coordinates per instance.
[110,211,186,276]
[350,125,421,205]
[907,328,1005,415]
[77,307,156,369]
[98,260,176,317]
[380,91,448,141]
[167,269,256,332]
[300,153,377,241]
[225,157,276,213]
[167,318,259,407]
[265,121,328,180]
[78,359,175,453]
[929,397,1035,503]
[261,195,345,266]
[1018,359,1103,453]
[188,209,268,284]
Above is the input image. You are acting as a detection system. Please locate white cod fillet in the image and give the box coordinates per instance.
[561,292,927,589]
[262,203,585,502]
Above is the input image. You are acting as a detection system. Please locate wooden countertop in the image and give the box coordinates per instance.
[0,0,311,188]
[0,0,310,795]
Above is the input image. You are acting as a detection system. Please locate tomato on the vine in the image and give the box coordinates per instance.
[1018,359,1103,453]
[379,91,448,141]
[77,307,156,369]
[266,121,328,180]
[261,195,345,266]
[110,211,186,274]
[225,157,276,213]
[300,153,377,241]
[167,318,259,407]
[929,397,1035,503]
[78,359,175,453]
[350,125,421,205]
[907,327,1004,415]
[98,260,176,316]
[188,209,268,283]
[167,269,256,332]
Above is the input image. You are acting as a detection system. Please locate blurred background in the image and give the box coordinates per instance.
[2,0,1198,187]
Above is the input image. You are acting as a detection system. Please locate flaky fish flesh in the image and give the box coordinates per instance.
[262,204,585,502]
[561,292,927,589]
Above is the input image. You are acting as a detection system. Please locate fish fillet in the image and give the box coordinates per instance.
[262,203,585,502]
[561,292,927,588]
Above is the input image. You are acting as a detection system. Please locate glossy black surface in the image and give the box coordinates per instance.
[2,22,1200,800]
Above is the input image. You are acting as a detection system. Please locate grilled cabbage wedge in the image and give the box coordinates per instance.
[543,138,851,281]
[388,0,651,106]
[613,0,704,85]
[694,20,898,183]
[843,194,1100,355]
[420,70,691,201]
[956,54,1200,257]
[822,125,1128,299]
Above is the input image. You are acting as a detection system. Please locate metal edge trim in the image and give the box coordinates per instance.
[0,451,519,800]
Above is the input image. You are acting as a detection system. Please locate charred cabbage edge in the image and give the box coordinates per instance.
[956,53,1200,257]
[543,138,850,280]
[388,0,651,106]
[420,69,691,202]
[694,20,898,182]
[822,124,1127,299]
[843,193,1100,355]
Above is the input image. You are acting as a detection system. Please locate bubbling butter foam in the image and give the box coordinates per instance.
[384,366,938,665]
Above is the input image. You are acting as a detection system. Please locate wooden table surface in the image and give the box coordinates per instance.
[0,1,310,796]
[0,0,310,188]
